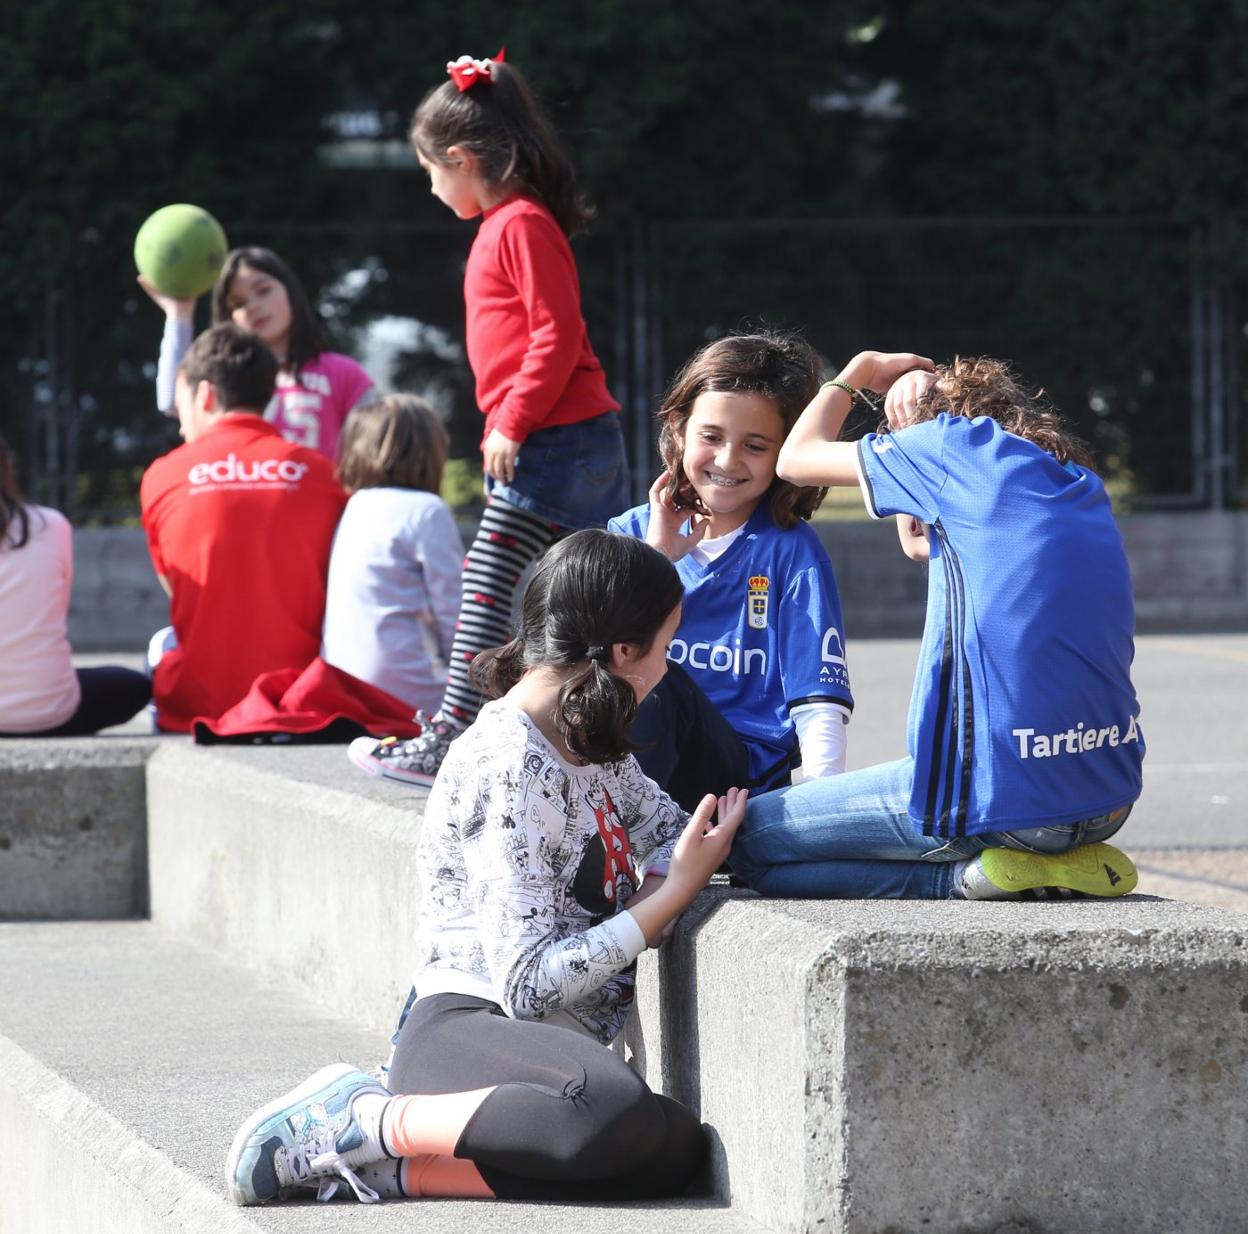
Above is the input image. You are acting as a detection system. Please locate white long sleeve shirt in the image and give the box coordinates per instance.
[414,700,684,1044]
[321,487,464,715]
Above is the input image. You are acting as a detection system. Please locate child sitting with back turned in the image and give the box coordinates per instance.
[140,325,346,732]
[226,530,745,1207]
[610,331,854,806]
[0,436,150,736]
[729,350,1143,900]
[322,395,463,716]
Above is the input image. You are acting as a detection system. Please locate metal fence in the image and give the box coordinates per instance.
[10,215,1244,520]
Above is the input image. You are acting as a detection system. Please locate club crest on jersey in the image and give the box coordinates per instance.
[747,575,770,629]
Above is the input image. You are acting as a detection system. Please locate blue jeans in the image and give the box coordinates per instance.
[485,412,629,529]
[729,757,1132,899]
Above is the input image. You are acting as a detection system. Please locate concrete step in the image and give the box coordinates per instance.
[0,737,161,920]
[630,891,1248,1234]
[142,742,1248,1233]
[0,921,762,1234]
[146,742,426,1034]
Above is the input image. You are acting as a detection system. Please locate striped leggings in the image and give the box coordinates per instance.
[439,499,563,727]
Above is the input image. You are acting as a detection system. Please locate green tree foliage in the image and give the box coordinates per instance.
[328,0,875,221]
[832,0,1248,493]
[0,0,340,509]
[863,0,1248,218]
[1,0,1243,512]
[0,0,339,307]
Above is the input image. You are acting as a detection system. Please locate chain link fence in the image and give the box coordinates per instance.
[8,215,1243,521]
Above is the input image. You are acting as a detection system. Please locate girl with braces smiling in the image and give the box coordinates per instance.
[610,330,855,806]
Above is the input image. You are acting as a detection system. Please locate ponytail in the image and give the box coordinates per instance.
[554,656,640,765]
[471,637,527,701]
[410,58,594,237]
[470,531,683,765]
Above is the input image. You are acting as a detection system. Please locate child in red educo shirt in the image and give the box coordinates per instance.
[140,325,346,731]
[349,51,629,787]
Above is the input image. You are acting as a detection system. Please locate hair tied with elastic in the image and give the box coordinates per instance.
[446,48,506,92]
[585,645,608,665]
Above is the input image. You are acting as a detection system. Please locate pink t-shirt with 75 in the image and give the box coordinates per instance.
[267,351,375,462]
[156,318,375,463]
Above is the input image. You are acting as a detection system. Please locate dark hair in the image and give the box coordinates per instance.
[657,331,827,529]
[337,394,449,493]
[410,59,593,236]
[212,247,328,377]
[179,323,279,413]
[472,530,683,764]
[905,357,1096,470]
[0,436,30,549]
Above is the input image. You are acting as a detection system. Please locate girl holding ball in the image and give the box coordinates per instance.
[140,246,376,462]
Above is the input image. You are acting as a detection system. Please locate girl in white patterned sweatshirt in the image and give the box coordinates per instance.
[226,529,748,1207]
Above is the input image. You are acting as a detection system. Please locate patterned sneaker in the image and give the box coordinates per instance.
[225,1063,390,1206]
[347,711,462,787]
[961,842,1138,900]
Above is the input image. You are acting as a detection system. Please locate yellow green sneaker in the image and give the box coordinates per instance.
[962,842,1138,900]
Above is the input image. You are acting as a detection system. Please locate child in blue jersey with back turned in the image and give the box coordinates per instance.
[728,349,1143,901]
[609,331,853,807]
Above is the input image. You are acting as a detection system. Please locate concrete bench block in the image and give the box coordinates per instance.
[630,891,1248,1234]
[142,744,1248,1232]
[146,743,425,1035]
[0,922,762,1234]
[0,738,158,919]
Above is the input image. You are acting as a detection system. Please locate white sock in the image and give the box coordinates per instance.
[351,1092,393,1159]
[354,1160,406,1198]
[950,859,970,899]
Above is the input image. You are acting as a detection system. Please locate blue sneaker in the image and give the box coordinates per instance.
[225,1063,389,1206]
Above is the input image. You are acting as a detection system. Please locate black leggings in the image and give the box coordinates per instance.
[0,667,150,737]
[389,992,707,1200]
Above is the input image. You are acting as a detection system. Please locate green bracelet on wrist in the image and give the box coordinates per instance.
[821,379,858,402]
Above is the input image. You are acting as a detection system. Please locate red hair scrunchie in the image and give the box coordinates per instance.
[446,48,506,92]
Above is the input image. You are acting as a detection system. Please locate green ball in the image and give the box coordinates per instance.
[134,204,229,300]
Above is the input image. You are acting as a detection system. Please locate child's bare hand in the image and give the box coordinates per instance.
[136,275,197,323]
[843,351,935,398]
[895,513,931,562]
[884,370,938,430]
[669,788,748,892]
[483,429,522,483]
[645,472,708,562]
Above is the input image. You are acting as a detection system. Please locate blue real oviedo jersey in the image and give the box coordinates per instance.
[608,502,853,789]
[856,414,1143,838]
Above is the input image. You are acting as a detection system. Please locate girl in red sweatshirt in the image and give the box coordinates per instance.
[350,53,628,786]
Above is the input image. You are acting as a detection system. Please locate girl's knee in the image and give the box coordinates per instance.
[556,1067,666,1175]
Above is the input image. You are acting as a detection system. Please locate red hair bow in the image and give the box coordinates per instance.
[446,48,506,92]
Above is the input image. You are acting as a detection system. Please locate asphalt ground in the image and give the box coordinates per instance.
[77,631,1247,908]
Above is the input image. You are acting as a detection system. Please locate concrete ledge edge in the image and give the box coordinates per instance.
[146,743,422,848]
[0,1031,261,1233]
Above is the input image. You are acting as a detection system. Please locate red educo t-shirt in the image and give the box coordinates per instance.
[139,413,347,732]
